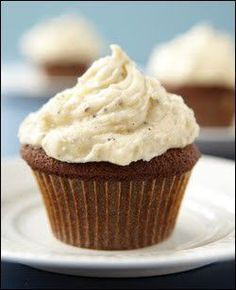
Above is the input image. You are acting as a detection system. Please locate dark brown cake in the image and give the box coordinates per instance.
[21,144,200,250]
[164,85,235,127]
[21,144,200,179]
[40,63,90,92]
[42,63,89,77]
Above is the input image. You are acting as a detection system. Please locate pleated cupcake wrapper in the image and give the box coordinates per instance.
[33,171,191,250]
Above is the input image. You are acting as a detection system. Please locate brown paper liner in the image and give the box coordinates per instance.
[33,171,191,250]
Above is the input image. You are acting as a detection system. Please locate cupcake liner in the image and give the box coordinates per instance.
[33,171,191,250]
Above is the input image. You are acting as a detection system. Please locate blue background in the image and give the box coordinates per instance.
[2,1,235,64]
[1,1,235,157]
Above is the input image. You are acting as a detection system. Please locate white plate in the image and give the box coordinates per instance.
[2,62,78,98]
[198,127,235,142]
[1,157,235,278]
[196,128,235,158]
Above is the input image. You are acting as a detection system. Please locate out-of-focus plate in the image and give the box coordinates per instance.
[2,62,78,98]
[196,127,235,159]
[198,127,235,142]
[1,156,235,277]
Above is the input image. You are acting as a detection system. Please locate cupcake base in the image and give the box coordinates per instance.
[21,144,200,250]
[38,63,90,92]
[164,85,235,127]
[41,63,89,77]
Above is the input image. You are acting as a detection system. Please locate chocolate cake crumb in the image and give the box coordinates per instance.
[21,144,200,180]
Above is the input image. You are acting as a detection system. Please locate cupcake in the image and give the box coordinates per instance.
[20,15,103,82]
[148,25,235,127]
[18,45,200,250]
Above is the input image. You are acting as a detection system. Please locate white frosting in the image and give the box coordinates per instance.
[148,24,235,88]
[20,15,103,64]
[18,45,199,166]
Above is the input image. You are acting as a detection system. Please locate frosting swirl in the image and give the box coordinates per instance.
[148,24,235,88]
[19,45,199,166]
[20,15,103,64]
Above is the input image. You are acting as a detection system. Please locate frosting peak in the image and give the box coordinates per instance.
[19,45,199,165]
[148,24,235,87]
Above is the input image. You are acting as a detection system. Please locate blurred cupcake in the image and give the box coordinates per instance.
[20,15,103,82]
[148,25,235,127]
[18,45,200,250]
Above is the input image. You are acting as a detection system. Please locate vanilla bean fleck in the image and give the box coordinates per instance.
[108,137,116,141]
[84,107,90,112]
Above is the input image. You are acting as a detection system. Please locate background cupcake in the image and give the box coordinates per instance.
[18,45,200,250]
[147,24,235,127]
[20,14,103,82]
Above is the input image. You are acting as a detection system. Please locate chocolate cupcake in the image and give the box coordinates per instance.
[148,25,235,127]
[18,45,200,250]
[20,15,103,83]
